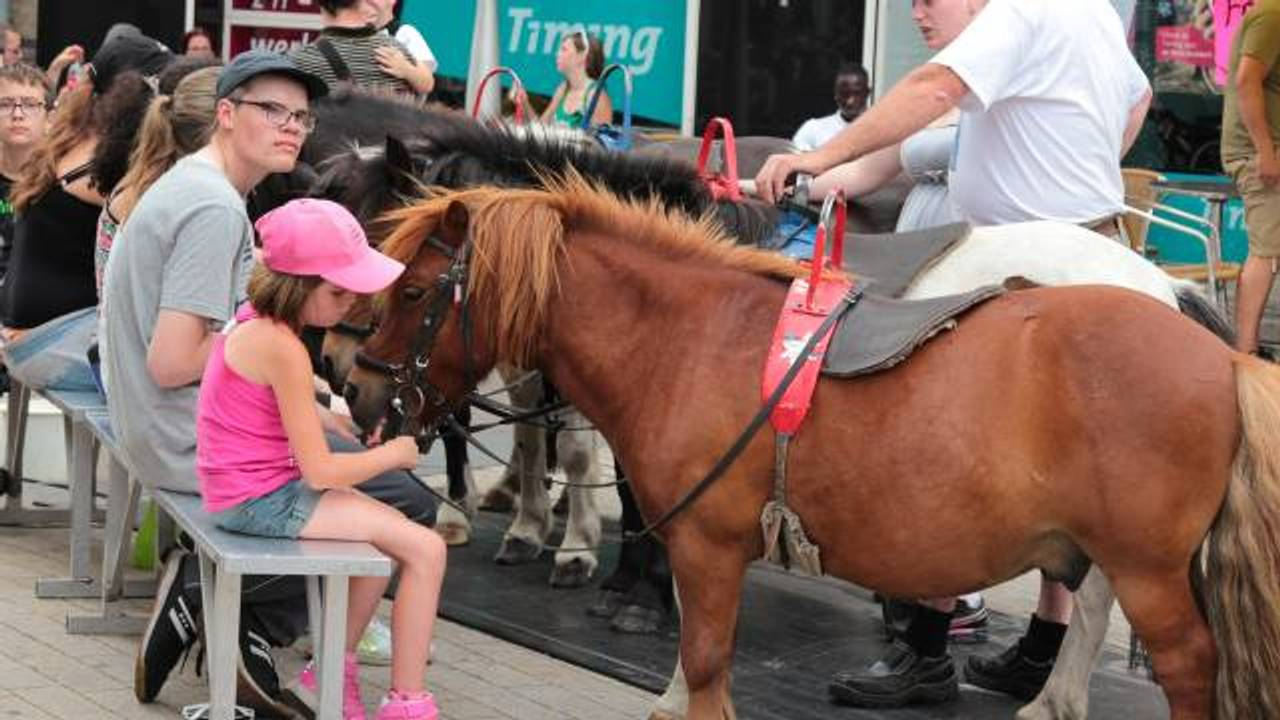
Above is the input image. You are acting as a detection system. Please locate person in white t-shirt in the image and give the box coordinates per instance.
[757,0,1150,235]
[754,0,1152,711]
[791,64,871,151]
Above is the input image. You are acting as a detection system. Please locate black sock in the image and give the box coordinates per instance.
[1018,614,1067,663]
[903,605,952,658]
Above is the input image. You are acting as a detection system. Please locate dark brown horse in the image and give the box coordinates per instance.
[345,180,1280,720]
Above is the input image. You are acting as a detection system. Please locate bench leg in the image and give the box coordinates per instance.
[306,575,323,661]
[318,575,349,720]
[201,553,242,720]
[66,470,153,635]
[4,380,28,494]
[35,420,100,598]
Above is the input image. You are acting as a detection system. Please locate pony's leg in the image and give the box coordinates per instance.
[435,404,476,546]
[670,541,745,720]
[1017,565,1115,720]
[1110,571,1215,720]
[650,578,690,720]
[549,417,601,587]
[495,372,553,564]
[480,368,537,512]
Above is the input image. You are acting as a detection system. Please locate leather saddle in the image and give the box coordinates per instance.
[822,286,1005,378]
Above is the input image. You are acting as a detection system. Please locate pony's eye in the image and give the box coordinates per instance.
[402,286,425,302]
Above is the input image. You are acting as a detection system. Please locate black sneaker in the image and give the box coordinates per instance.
[236,617,297,718]
[964,641,1054,701]
[135,549,200,703]
[828,641,959,708]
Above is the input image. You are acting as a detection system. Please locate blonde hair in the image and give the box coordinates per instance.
[246,265,324,334]
[112,65,219,222]
[9,82,93,212]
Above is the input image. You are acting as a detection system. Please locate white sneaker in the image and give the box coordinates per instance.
[357,616,392,666]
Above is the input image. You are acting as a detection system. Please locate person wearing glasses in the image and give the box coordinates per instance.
[0,64,49,285]
[100,50,438,718]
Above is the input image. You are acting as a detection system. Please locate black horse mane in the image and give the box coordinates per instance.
[253,87,782,245]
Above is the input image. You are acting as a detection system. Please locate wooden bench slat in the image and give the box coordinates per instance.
[154,490,392,576]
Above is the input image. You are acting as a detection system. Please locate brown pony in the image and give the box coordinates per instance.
[346,179,1280,720]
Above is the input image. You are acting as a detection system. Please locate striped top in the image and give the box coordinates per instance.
[289,25,417,97]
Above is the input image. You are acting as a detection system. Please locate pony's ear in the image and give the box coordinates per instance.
[440,200,470,249]
[384,134,416,195]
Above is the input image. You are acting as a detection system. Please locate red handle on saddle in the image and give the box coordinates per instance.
[805,189,847,310]
[696,117,742,201]
[471,67,526,125]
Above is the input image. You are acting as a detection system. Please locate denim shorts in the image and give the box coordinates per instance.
[213,479,322,539]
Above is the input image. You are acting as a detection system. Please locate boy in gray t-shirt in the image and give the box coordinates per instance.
[100,154,253,493]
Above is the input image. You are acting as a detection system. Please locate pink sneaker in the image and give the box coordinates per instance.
[283,652,366,719]
[375,690,439,720]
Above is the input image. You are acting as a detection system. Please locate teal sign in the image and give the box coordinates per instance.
[402,0,688,126]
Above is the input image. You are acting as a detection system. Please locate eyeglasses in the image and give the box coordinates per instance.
[229,98,317,133]
[0,97,46,116]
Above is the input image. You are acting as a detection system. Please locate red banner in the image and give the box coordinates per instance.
[228,25,320,57]
[230,0,320,13]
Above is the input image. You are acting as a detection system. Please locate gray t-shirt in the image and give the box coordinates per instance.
[100,155,254,493]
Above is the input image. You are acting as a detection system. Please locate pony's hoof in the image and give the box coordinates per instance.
[612,604,664,635]
[549,557,594,588]
[0,468,10,494]
[479,484,516,512]
[586,589,626,618]
[437,522,471,546]
[495,536,542,565]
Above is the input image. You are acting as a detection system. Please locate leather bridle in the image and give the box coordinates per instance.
[354,234,473,449]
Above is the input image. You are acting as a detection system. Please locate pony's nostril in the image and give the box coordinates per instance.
[321,356,335,384]
[343,383,360,407]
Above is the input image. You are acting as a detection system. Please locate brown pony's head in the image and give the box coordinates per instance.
[344,184,568,432]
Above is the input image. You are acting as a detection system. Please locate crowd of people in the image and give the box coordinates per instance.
[0,0,1275,717]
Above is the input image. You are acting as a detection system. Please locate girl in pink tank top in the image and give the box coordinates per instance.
[196,199,443,720]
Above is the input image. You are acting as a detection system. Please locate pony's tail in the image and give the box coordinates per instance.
[1202,355,1280,719]
[1173,279,1236,346]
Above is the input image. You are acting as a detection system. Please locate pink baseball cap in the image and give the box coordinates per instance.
[256,199,404,293]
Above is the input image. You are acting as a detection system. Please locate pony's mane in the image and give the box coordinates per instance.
[378,175,806,366]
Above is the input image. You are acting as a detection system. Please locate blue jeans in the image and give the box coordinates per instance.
[213,479,323,539]
[0,306,98,392]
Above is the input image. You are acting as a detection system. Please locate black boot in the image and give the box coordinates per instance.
[964,614,1065,701]
[828,606,958,708]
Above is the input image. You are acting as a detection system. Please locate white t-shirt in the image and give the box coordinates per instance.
[931,0,1149,225]
[792,111,851,151]
[394,24,437,73]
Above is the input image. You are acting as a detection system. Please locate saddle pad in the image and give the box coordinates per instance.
[769,219,972,299]
[822,286,1005,377]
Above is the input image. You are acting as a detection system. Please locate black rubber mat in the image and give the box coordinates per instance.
[437,511,1168,719]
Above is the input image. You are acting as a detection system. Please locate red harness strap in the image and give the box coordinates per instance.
[471,67,527,126]
[762,191,851,435]
[696,117,743,202]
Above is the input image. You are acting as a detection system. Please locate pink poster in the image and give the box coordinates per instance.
[1156,24,1215,65]
[1214,0,1256,84]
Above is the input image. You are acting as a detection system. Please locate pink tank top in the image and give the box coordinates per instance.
[197,306,299,512]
